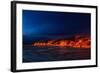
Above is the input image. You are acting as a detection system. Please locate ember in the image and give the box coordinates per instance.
[32,35,90,48]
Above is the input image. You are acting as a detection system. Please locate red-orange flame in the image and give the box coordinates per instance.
[32,35,91,49]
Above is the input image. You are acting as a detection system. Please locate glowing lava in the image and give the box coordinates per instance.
[32,35,90,49]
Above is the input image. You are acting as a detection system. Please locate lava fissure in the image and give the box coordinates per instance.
[32,35,91,49]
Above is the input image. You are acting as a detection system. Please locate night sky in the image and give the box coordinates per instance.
[23,10,91,36]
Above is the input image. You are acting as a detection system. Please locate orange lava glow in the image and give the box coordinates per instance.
[32,35,91,49]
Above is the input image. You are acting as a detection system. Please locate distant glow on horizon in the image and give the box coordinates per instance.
[32,35,91,49]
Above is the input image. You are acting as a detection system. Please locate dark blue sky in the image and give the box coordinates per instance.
[22,10,90,36]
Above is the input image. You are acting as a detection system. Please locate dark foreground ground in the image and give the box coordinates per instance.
[23,45,91,63]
